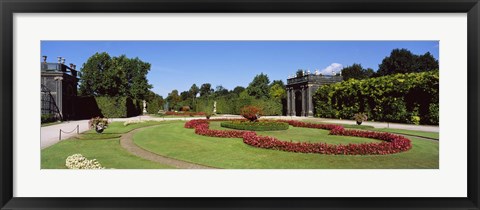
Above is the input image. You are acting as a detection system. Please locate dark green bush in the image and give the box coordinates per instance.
[427,103,439,124]
[147,97,163,114]
[195,97,282,116]
[41,114,57,123]
[95,96,142,118]
[252,100,282,116]
[221,121,289,131]
[313,71,439,125]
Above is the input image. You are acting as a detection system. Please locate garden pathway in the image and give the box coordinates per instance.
[262,116,439,133]
[119,125,216,169]
[41,120,90,149]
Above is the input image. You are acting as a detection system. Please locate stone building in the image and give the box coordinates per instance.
[41,56,79,120]
[286,70,343,117]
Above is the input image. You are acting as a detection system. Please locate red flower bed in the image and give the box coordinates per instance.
[184,119,412,155]
[240,105,262,121]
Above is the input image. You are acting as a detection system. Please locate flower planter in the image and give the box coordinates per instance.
[95,125,105,133]
[356,121,362,125]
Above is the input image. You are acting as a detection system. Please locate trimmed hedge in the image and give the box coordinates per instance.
[147,98,163,114]
[95,96,142,118]
[198,97,282,116]
[313,71,439,125]
[221,121,289,131]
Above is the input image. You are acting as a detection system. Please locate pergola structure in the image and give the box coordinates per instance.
[286,71,342,117]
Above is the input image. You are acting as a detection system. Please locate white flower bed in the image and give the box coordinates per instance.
[65,154,105,169]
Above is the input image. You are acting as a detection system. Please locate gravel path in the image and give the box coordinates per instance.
[119,125,216,169]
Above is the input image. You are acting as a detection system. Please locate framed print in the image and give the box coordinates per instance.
[1,0,479,209]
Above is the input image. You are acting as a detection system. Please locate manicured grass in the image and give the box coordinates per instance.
[211,122,379,144]
[133,121,439,169]
[74,133,121,140]
[41,121,174,169]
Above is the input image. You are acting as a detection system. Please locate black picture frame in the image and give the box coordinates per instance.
[1,0,479,209]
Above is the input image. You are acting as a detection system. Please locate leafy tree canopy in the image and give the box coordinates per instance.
[189,84,199,98]
[269,83,286,100]
[166,89,181,110]
[180,91,190,101]
[377,48,438,76]
[199,83,214,97]
[78,52,152,100]
[232,86,245,96]
[246,73,270,99]
[270,80,285,89]
[214,85,229,97]
[341,63,374,81]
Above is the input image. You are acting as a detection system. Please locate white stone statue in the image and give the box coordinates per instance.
[213,101,217,113]
[143,100,147,114]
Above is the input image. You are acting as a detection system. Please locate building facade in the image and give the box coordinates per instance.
[286,72,342,117]
[41,58,79,120]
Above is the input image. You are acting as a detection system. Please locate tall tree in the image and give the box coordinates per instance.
[246,73,270,99]
[341,63,374,80]
[166,89,181,110]
[270,80,285,88]
[78,52,152,100]
[189,84,199,99]
[127,57,153,100]
[232,86,245,96]
[79,52,112,96]
[199,83,213,97]
[189,84,200,110]
[214,85,229,97]
[377,49,438,76]
[180,91,190,101]
[416,52,439,72]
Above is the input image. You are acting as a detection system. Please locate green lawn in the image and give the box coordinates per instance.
[41,121,174,169]
[212,122,379,144]
[133,121,439,169]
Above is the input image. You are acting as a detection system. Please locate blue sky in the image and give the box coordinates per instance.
[41,41,439,97]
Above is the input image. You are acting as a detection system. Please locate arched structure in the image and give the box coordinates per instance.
[41,60,79,120]
[286,72,342,117]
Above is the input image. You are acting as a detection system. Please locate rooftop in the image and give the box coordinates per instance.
[287,74,343,86]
